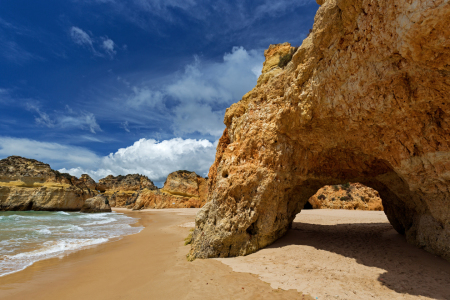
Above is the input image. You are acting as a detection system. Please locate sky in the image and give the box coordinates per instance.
[0,0,318,186]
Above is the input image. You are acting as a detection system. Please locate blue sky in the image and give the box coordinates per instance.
[0,0,318,185]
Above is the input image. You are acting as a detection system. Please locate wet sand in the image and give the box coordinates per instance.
[0,208,309,300]
[217,210,450,300]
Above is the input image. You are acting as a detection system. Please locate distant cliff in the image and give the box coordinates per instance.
[0,156,209,211]
[131,170,208,209]
[0,156,95,211]
[96,174,157,207]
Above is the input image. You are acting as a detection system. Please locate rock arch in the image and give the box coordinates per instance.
[188,0,450,261]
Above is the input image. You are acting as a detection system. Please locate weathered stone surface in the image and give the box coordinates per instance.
[0,156,94,211]
[189,0,450,261]
[75,174,97,191]
[97,174,157,207]
[80,194,111,213]
[307,183,383,210]
[131,171,208,209]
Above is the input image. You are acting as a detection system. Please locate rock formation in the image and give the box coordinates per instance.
[307,183,383,210]
[97,174,157,207]
[74,174,98,191]
[189,0,450,261]
[0,156,95,211]
[131,171,208,209]
[80,194,112,213]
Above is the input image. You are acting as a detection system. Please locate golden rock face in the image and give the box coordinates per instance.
[0,156,94,211]
[308,183,383,211]
[189,0,450,261]
[131,171,208,209]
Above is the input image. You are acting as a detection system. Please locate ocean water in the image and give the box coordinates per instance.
[0,211,143,277]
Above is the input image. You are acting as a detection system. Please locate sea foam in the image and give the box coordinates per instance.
[0,211,142,277]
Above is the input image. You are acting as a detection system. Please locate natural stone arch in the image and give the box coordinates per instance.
[188,0,450,261]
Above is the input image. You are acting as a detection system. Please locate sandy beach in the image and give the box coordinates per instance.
[0,208,449,300]
[217,210,450,300]
[0,208,309,300]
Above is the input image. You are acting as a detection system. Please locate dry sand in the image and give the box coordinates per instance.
[216,209,450,300]
[1,208,449,300]
[0,208,309,300]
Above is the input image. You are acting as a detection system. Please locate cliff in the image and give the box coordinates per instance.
[131,171,208,209]
[307,183,383,210]
[0,156,95,211]
[97,174,157,207]
[189,0,450,261]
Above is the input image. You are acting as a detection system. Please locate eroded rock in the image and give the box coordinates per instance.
[80,194,112,213]
[97,174,157,207]
[131,171,208,209]
[189,0,450,261]
[0,156,94,211]
[308,183,383,210]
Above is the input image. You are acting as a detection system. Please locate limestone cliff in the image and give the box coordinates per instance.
[80,194,112,213]
[97,174,157,207]
[307,183,383,210]
[132,171,208,209]
[0,156,95,211]
[189,0,450,261]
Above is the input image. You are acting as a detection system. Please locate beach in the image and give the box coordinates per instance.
[0,208,449,300]
[0,208,309,300]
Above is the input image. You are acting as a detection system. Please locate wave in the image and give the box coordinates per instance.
[55,211,70,215]
[37,228,52,235]
[0,238,109,277]
[83,218,116,226]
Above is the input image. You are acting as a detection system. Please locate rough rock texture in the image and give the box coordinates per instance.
[131,171,208,209]
[97,174,157,207]
[189,0,450,261]
[307,183,383,210]
[74,174,97,191]
[0,156,94,211]
[80,194,112,213]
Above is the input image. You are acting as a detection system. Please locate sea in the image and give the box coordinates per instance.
[0,211,143,277]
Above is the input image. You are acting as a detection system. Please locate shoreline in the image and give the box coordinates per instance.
[0,208,310,300]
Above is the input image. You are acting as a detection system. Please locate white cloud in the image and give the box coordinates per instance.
[70,26,117,57]
[70,26,94,49]
[121,121,130,132]
[26,104,102,134]
[101,37,116,57]
[60,137,217,183]
[114,46,263,137]
[0,137,100,169]
[0,136,217,184]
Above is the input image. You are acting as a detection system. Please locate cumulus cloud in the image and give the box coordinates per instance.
[113,46,263,137]
[60,137,217,184]
[26,104,102,134]
[0,136,217,185]
[70,26,117,57]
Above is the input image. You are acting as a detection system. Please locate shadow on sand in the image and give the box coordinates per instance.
[266,221,450,299]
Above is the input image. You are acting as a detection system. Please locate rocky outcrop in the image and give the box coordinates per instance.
[307,183,383,210]
[0,156,95,211]
[97,174,157,207]
[189,0,450,261]
[80,195,112,213]
[131,171,208,209]
[74,174,97,191]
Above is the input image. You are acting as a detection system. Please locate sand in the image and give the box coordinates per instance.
[1,208,449,300]
[0,208,309,300]
[216,209,450,300]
